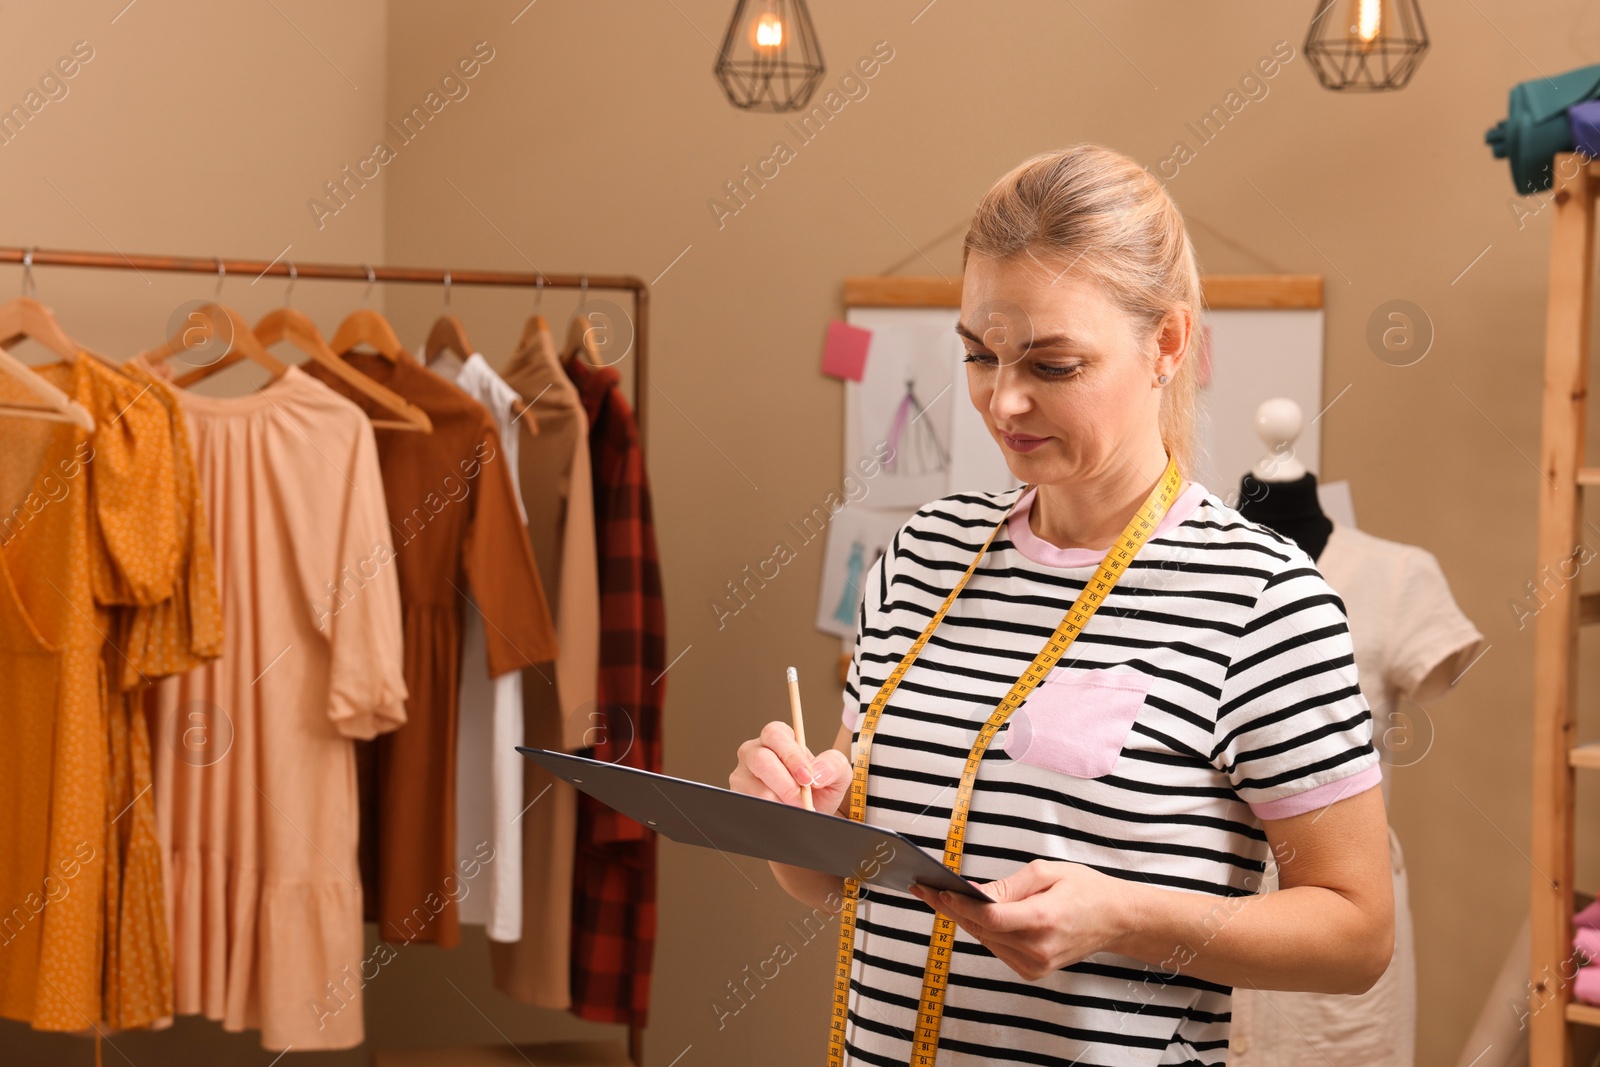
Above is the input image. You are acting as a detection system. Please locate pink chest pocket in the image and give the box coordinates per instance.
[1002,666,1154,779]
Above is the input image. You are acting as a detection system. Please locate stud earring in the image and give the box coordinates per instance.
[1157,374,1169,384]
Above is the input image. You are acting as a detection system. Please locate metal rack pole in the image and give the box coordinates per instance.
[0,244,650,447]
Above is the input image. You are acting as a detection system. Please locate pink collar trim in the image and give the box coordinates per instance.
[1007,481,1207,569]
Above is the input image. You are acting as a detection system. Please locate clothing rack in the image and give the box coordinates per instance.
[0,242,651,1066]
[0,244,651,449]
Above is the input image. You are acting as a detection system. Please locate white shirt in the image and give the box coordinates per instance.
[431,349,529,942]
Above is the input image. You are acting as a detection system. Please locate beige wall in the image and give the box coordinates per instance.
[2,1,1589,1063]
[0,2,390,363]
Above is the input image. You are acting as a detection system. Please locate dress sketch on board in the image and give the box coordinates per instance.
[833,540,866,627]
[881,377,949,478]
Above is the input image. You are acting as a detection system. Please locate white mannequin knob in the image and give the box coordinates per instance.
[1252,398,1307,482]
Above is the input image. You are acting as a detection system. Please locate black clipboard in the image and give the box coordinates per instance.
[517,747,995,902]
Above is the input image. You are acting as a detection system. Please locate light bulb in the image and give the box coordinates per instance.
[1352,0,1382,46]
[753,12,784,50]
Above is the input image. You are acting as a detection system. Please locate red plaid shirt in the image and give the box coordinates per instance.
[564,354,663,1027]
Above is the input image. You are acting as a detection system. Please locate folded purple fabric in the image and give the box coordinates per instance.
[1571,100,1600,159]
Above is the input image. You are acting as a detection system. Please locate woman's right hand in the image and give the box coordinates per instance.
[730,721,854,816]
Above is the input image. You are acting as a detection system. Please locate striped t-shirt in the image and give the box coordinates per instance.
[838,480,1381,1067]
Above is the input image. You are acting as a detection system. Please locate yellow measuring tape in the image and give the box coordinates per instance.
[826,453,1183,1066]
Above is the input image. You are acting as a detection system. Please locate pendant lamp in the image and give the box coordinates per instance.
[1304,0,1429,92]
[714,0,825,112]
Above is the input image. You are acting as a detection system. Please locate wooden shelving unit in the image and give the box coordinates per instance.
[1532,153,1600,1067]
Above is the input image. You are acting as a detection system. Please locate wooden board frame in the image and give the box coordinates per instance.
[842,274,1324,310]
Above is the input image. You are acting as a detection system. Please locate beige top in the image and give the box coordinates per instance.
[151,366,408,1051]
[501,320,600,748]
[490,318,602,1007]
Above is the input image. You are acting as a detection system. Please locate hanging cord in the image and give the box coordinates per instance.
[875,217,968,277]
[363,263,375,306]
[21,246,36,297]
[1184,211,1289,274]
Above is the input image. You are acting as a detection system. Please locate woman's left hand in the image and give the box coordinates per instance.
[907,859,1129,981]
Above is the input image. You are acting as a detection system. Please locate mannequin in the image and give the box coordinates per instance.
[1227,398,1485,1067]
[1235,397,1334,561]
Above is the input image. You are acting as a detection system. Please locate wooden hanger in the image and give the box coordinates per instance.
[509,282,553,428]
[423,313,473,367]
[330,307,409,363]
[519,275,550,352]
[0,295,82,359]
[518,312,549,353]
[0,296,96,430]
[255,308,431,432]
[142,303,290,388]
[425,313,533,428]
[506,313,563,433]
[565,309,605,366]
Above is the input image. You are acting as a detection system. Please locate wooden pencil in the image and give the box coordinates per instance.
[786,665,815,811]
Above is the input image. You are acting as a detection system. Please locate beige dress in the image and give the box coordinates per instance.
[491,317,601,1007]
[150,366,408,1051]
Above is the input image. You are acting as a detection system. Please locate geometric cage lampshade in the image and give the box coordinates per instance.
[713,0,825,112]
[1304,0,1429,92]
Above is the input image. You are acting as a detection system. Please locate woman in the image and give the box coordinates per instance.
[729,144,1394,1065]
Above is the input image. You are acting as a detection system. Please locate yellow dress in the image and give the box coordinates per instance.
[116,356,223,681]
[0,351,182,1030]
[102,358,223,1029]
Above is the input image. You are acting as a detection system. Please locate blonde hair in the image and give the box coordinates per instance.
[963,143,1202,478]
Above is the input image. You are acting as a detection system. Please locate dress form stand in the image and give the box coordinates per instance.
[1235,397,1333,562]
[1228,398,1483,1067]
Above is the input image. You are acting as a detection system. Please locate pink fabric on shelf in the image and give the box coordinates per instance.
[1575,899,1600,972]
[1575,926,1600,967]
[1577,962,1600,1007]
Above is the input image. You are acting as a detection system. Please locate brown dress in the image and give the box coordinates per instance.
[304,353,557,948]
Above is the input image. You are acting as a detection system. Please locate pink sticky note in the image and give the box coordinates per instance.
[822,320,872,382]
